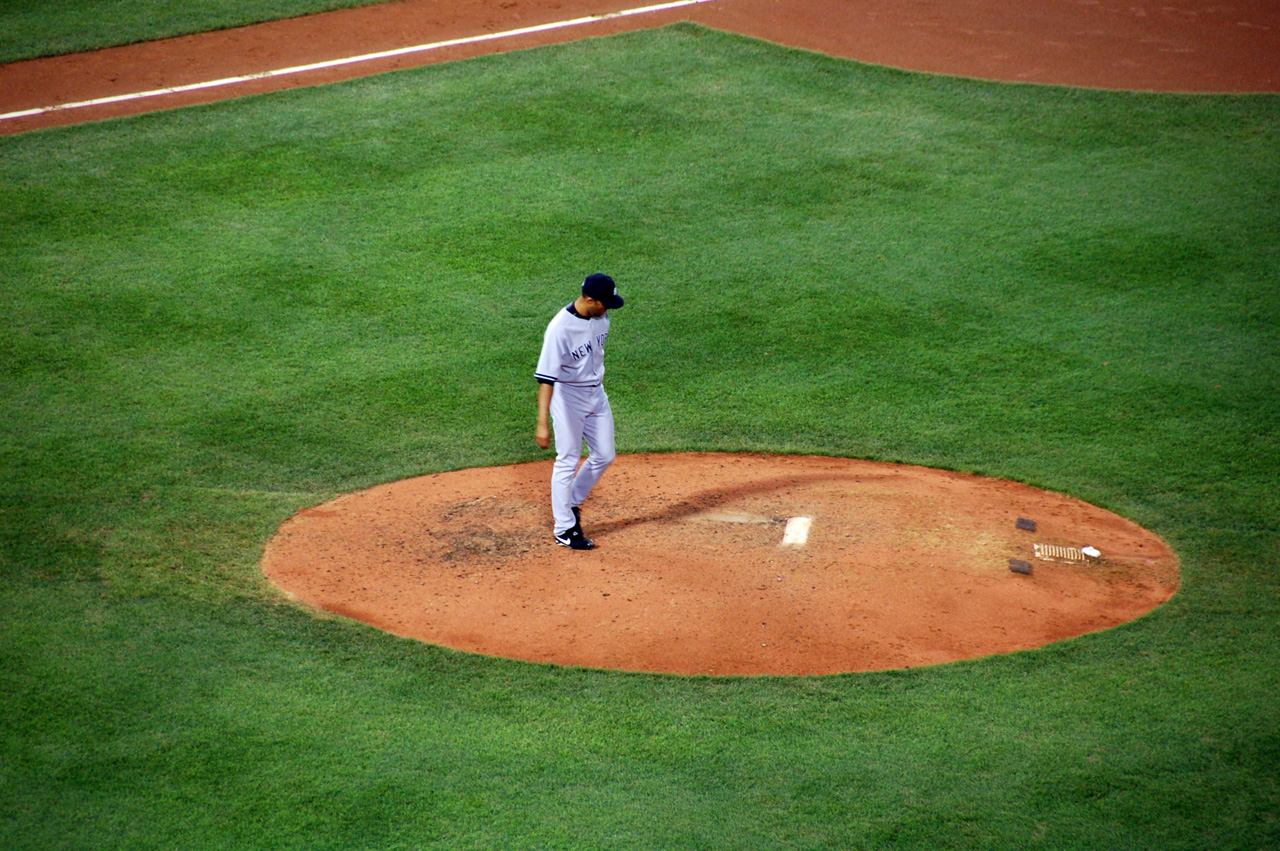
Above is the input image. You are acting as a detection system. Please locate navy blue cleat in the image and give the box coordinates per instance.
[555,527,594,550]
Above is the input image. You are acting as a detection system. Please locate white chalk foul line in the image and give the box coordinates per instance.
[1,0,720,122]
[780,516,812,547]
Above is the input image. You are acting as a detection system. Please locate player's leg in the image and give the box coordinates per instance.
[549,386,586,536]
[570,390,616,509]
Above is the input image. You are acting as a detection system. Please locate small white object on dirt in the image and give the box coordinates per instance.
[1033,543,1089,563]
[1081,546,1101,558]
[781,516,812,546]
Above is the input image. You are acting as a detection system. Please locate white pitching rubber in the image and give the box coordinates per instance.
[781,516,812,547]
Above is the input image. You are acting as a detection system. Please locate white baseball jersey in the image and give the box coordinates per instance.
[535,304,610,387]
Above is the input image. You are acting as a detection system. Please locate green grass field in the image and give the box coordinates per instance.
[2,24,1278,849]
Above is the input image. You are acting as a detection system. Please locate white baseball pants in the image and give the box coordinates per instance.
[549,383,616,535]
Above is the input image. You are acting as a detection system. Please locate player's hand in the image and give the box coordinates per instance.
[535,423,551,450]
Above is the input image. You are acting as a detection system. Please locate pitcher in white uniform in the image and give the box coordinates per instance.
[534,273,624,550]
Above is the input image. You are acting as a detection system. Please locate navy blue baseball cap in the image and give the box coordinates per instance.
[582,273,624,309]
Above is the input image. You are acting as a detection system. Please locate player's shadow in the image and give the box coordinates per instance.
[589,471,856,536]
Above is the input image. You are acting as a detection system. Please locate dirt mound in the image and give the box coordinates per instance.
[262,453,1179,675]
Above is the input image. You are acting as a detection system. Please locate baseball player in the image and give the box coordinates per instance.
[534,273,624,549]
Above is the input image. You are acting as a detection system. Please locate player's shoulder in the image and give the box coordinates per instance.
[543,303,575,335]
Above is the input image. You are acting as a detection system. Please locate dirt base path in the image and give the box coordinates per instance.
[263,454,1179,675]
[2,0,1277,134]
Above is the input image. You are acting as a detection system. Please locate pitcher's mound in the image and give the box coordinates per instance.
[262,453,1178,675]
